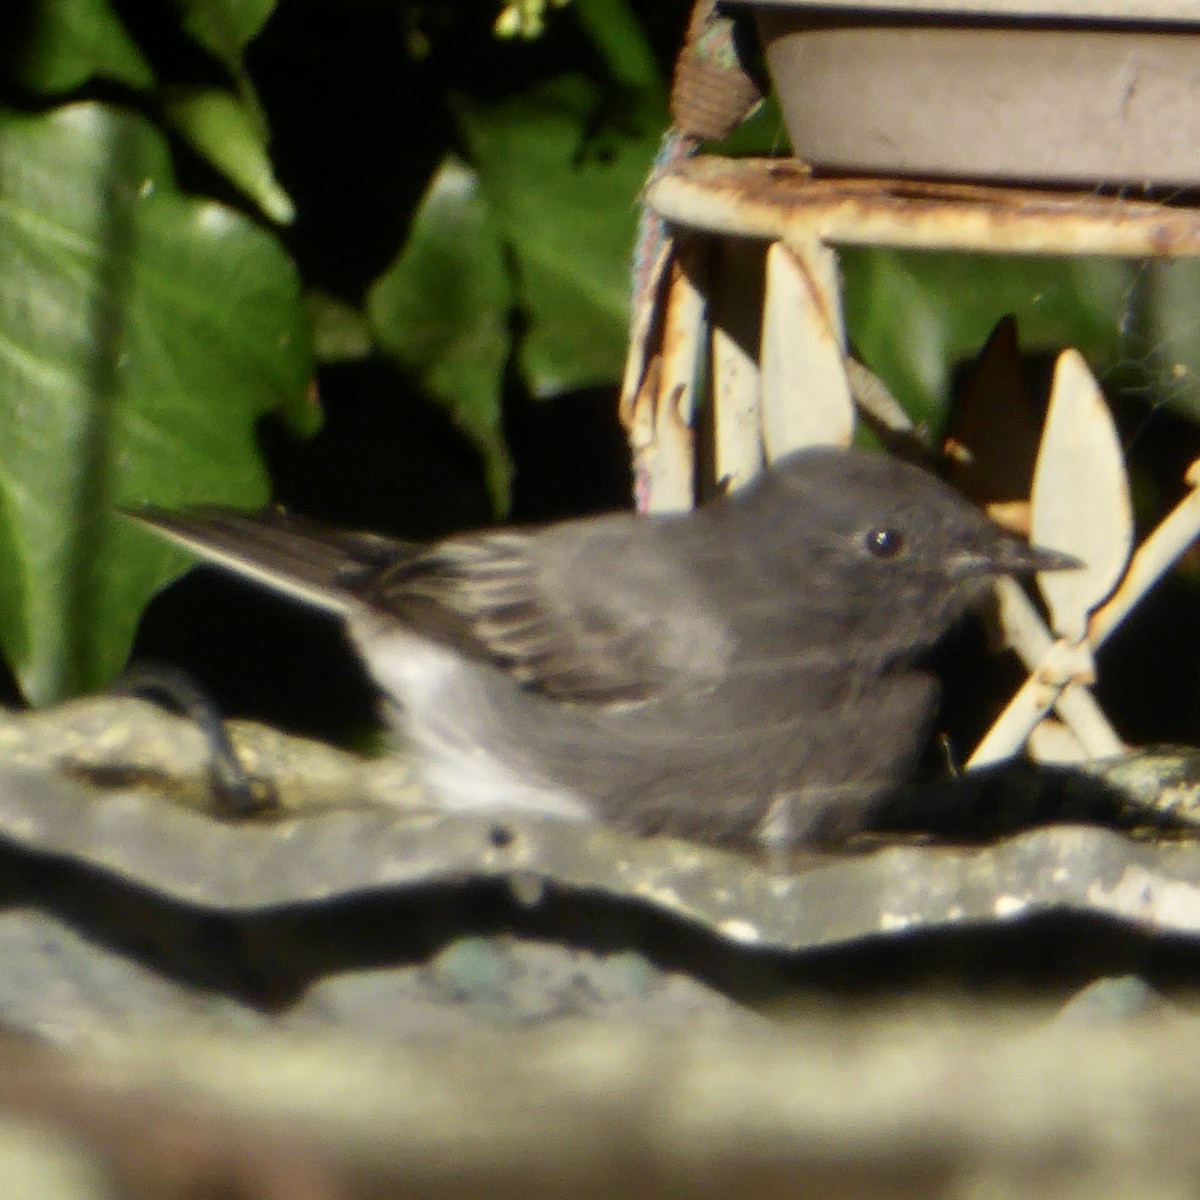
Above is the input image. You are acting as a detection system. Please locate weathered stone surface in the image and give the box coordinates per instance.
[9,1004,1200,1200]
[0,700,1199,952]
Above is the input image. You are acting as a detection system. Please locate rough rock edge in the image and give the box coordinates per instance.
[0,699,1199,949]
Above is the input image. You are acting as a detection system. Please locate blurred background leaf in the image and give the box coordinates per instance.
[842,250,1136,430]
[367,156,514,510]
[455,72,665,398]
[0,103,312,703]
[0,0,673,719]
[4,0,1200,742]
[6,0,154,92]
[163,85,293,223]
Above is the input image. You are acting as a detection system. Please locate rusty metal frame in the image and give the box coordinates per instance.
[647,158,1200,258]
[621,155,1200,776]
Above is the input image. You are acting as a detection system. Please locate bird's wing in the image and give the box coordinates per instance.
[128,507,727,704]
[365,522,729,704]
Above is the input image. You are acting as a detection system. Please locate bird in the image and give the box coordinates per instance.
[127,446,1080,849]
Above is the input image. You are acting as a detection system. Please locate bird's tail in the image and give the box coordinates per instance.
[125,505,417,615]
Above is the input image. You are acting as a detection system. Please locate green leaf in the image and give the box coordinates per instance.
[309,291,373,364]
[841,249,1134,427]
[572,0,664,97]
[163,86,295,224]
[367,156,514,513]
[169,0,279,66]
[166,0,278,150]
[0,103,314,704]
[10,0,154,92]
[455,74,665,398]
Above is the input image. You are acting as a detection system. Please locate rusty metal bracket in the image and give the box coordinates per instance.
[625,154,1200,774]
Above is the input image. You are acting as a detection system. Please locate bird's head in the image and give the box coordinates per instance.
[721,446,1079,655]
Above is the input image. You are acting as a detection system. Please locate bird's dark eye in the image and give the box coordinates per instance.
[865,527,905,559]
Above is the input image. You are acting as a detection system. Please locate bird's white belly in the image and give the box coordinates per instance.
[348,615,594,821]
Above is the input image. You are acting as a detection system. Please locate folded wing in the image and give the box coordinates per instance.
[129,508,731,705]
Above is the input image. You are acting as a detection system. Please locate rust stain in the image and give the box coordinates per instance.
[654,157,1200,257]
[983,499,1031,537]
[621,250,699,435]
[619,248,671,432]
[659,268,694,361]
[665,381,691,434]
[621,353,662,444]
[1034,655,1095,690]
[775,242,841,351]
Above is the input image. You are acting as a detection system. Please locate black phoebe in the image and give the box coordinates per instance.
[129,447,1078,848]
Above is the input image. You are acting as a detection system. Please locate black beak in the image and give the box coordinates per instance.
[951,534,1084,578]
[1018,542,1085,574]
